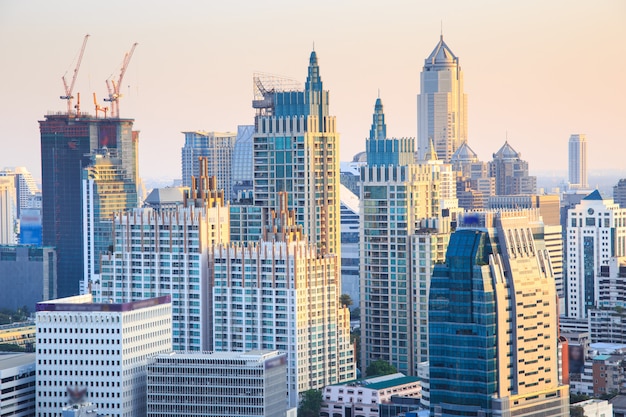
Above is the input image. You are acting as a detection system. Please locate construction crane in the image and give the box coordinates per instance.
[104,42,138,118]
[92,93,108,119]
[60,34,90,117]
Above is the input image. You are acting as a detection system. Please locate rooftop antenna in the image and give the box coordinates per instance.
[377,88,380,98]
[312,41,315,51]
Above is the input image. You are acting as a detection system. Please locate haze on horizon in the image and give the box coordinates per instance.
[0,0,624,183]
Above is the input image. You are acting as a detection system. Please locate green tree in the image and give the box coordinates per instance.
[570,406,584,417]
[366,359,397,376]
[298,389,323,417]
[339,294,353,308]
[0,343,26,352]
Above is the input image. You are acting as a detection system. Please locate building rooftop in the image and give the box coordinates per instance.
[333,373,421,391]
[0,352,35,371]
[583,189,603,201]
[36,295,171,313]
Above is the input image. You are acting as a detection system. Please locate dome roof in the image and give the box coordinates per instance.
[353,151,367,163]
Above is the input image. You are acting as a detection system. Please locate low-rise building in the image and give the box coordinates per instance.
[321,373,421,417]
[0,352,36,417]
[147,350,288,417]
[571,399,613,417]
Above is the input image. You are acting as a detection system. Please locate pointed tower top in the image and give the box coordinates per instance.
[369,96,386,141]
[426,138,439,161]
[309,50,318,65]
[425,35,458,67]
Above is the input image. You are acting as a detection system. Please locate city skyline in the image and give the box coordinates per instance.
[1,0,625,182]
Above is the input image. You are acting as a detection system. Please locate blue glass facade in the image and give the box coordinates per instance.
[428,229,498,416]
[365,97,415,167]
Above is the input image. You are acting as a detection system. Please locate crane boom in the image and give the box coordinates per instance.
[105,42,138,118]
[60,34,90,116]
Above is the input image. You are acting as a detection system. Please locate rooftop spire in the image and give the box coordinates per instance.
[369,96,386,141]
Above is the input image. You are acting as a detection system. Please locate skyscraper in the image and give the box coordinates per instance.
[417,35,468,162]
[569,134,588,190]
[428,210,569,417]
[361,97,456,374]
[40,114,139,297]
[566,190,626,318]
[0,166,39,218]
[252,51,340,257]
[211,193,354,407]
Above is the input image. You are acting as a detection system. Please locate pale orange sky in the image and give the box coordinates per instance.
[0,0,624,182]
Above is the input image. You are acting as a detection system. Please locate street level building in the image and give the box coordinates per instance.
[35,294,172,417]
[0,352,36,417]
[147,350,288,417]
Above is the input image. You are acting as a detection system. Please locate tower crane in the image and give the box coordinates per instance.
[104,42,138,118]
[60,34,90,117]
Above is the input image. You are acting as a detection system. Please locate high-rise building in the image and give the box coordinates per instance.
[366,98,414,167]
[567,190,626,318]
[0,352,36,417]
[40,114,139,297]
[82,149,138,291]
[428,210,569,417]
[147,351,288,417]
[569,134,588,190]
[35,294,172,417]
[490,141,536,196]
[95,160,229,351]
[417,35,468,162]
[252,51,340,257]
[361,98,456,375]
[181,131,237,200]
[0,177,16,244]
[211,193,354,407]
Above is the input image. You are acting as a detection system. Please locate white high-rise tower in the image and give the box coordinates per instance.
[569,134,588,189]
[417,35,468,162]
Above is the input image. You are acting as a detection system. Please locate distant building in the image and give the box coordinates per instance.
[181,131,237,200]
[0,177,17,244]
[429,210,569,417]
[0,166,39,218]
[490,141,536,196]
[417,35,467,162]
[340,152,366,198]
[320,372,421,417]
[340,184,360,307]
[0,323,36,351]
[147,351,288,417]
[614,178,626,209]
[0,245,56,311]
[35,294,172,417]
[568,134,588,190]
[231,125,255,199]
[142,186,187,210]
[450,142,493,211]
[566,190,626,318]
[0,352,36,417]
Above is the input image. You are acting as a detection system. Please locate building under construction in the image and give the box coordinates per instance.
[40,36,140,297]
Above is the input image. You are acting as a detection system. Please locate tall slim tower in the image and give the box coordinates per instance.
[252,51,340,257]
[417,35,468,162]
[40,115,139,297]
[569,134,588,189]
[428,211,569,417]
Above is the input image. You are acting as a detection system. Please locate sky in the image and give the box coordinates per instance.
[0,0,624,184]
